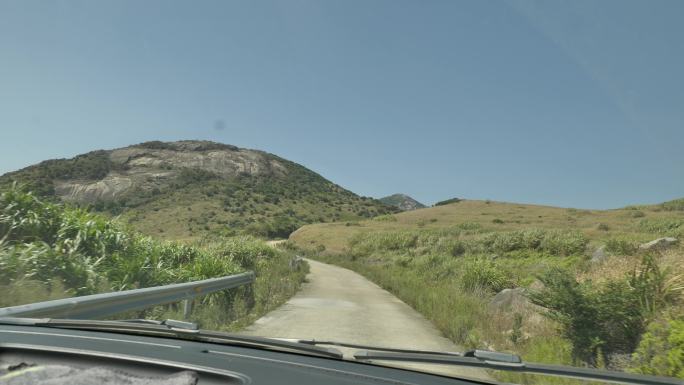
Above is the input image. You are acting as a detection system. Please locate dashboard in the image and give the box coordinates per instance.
[0,324,492,385]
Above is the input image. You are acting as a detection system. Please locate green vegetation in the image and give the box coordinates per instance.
[529,255,682,367]
[434,197,462,206]
[631,318,684,377]
[661,198,684,212]
[638,218,684,236]
[605,237,638,255]
[293,198,684,380]
[0,186,307,330]
[0,150,118,197]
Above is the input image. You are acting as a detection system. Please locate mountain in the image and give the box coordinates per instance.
[379,194,426,211]
[0,140,397,239]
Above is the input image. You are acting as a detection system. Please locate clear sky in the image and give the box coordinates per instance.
[1,0,682,209]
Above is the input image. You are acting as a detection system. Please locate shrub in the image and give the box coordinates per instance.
[460,259,512,293]
[373,214,397,222]
[434,197,462,206]
[480,229,587,256]
[638,218,684,235]
[661,198,684,211]
[529,256,681,367]
[529,268,646,367]
[605,237,638,255]
[631,318,684,377]
[455,222,482,231]
[539,230,588,256]
[597,223,610,231]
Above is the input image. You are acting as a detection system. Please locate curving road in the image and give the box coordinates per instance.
[240,259,489,380]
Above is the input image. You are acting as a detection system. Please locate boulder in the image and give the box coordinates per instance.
[638,237,678,251]
[489,288,529,312]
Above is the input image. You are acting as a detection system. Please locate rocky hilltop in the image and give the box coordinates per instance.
[379,193,426,211]
[1,140,396,239]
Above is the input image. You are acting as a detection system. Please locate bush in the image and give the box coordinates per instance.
[597,223,610,231]
[480,229,587,256]
[460,259,512,293]
[661,198,684,212]
[373,214,397,222]
[434,197,462,206]
[529,268,646,367]
[529,256,681,368]
[605,237,638,255]
[631,318,684,377]
[638,218,684,235]
[349,231,418,257]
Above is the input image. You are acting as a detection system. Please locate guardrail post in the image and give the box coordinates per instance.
[183,299,193,319]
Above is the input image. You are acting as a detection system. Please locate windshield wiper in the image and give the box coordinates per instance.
[354,349,682,385]
[290,339,460,356]
[0,317,343,359]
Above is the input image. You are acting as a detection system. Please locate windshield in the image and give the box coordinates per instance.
[1,1,683,383]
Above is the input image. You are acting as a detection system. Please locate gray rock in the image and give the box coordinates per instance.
[489,288,529,312]
[638,237,678,251]
[591,245,607,263]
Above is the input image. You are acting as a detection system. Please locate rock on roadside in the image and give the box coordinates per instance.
[638,237,678,251]
[489,288,529,312]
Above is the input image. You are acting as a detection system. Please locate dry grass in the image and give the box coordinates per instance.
[291,199,684,254]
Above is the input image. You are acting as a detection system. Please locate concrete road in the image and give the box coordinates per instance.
[241,259,489,381]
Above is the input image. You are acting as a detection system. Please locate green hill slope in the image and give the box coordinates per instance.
[0,140,396,240]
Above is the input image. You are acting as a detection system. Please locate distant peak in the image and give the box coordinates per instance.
[379,193,426,211]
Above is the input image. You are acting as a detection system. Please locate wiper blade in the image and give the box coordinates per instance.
[0,317,343,359]
[354,349,682,385]
[291,339,460,356]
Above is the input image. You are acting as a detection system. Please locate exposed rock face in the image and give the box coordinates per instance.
[109,141,287,178]
[639,237,678,251]
[44,141,290,203]
[379,193,426,211]
[55,174,134,202]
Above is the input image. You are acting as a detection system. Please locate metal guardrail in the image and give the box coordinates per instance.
[0,272,255,319]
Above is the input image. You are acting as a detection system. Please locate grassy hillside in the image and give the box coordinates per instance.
[291,198,684,379]
[0,186,307,330]
[0,141,396,240]
[292,199,684,254]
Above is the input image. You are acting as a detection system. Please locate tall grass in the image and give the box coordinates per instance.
[0,186,307,329]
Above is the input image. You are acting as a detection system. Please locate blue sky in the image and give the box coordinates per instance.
[1,0,682,209]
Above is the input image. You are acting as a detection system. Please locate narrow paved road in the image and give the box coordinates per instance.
[241,259,488,380]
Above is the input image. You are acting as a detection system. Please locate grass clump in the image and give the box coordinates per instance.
[373,214,397,222]
[460,259,513,293]
[480,229,587,256]
[605,237,639,255]
[638,218,684,236]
